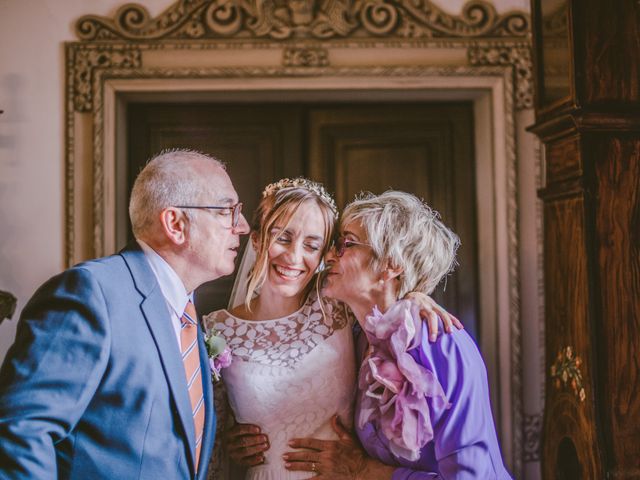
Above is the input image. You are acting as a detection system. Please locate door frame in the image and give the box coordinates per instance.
[103,69,518,468]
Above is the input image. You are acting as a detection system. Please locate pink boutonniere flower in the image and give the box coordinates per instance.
[204,332,232,382]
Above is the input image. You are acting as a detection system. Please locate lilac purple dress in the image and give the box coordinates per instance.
[354,300,512,480]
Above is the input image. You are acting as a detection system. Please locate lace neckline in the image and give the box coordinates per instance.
[221,293,313,324]
[206,291,350,368]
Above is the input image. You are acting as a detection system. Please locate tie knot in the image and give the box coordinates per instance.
[182,300,197,326]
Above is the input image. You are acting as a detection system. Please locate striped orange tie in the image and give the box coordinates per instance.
[181,300,205,472]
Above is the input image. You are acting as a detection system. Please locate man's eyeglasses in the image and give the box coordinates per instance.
[333,236,371,257]
[175,203,243,228]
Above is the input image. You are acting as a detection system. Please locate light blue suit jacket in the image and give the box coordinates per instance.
[0,244,216,479]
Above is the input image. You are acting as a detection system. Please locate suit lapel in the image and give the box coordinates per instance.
[120,244,198,474]
[197,325,215,478]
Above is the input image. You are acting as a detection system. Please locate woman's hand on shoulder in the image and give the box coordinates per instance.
[226,422,270,467]
[404,292,463,342]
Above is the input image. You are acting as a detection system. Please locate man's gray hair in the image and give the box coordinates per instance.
[342,190,460,298]
[129,149,224,238]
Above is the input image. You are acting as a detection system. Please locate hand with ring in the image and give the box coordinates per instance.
[282,415,395,479]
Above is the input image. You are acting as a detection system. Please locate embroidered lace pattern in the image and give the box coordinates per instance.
[202,291,356,480]
[206,291,349,368]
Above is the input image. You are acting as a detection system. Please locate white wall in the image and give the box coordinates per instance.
[0,0,530,357]
[0,0,167,359]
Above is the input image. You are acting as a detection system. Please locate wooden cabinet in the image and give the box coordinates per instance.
[529,0,640,478]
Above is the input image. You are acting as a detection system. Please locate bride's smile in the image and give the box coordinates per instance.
[273,264,305,279]
[262,200,327,305]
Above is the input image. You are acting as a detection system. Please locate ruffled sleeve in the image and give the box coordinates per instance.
[357,300,450,462]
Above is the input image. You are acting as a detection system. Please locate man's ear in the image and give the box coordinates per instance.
[159,207,188,245]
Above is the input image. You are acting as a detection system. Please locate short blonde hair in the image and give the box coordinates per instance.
[341,190,459,298]
[245,181,337,308]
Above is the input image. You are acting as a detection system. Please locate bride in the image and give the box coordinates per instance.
[203,179,456,479]
[203,178,353,480]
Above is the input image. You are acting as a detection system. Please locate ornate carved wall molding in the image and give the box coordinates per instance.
[283,46,329,66]
[524,413,542,462]
[468,43,532,109]
[68,1,533,114]
[66,40,534,114]
[76,0,529,41]
[69,45,142,112]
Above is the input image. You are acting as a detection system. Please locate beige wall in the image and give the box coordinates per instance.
[0,0,530,356]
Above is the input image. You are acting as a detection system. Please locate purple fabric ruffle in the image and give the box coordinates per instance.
[358,300,450,461]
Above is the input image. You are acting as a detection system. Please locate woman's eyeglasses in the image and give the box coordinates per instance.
[333,236,371,257]
[174,202,243,228]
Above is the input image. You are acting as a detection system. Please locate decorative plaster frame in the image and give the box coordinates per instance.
[65,1,534,476]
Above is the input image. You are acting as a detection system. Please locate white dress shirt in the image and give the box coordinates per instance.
[138,239,193,347]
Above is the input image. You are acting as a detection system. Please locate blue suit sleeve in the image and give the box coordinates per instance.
[0,267,111,478]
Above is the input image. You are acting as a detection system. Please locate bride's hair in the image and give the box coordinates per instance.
[244,179,337,310]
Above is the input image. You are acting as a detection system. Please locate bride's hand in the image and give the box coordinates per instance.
[226,423,270,467]
[404,291,463,341]
[283,415,394,479]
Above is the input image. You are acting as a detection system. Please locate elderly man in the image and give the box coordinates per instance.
[0,150,249,479]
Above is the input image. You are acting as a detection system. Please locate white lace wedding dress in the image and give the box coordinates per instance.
[203,290,356,480]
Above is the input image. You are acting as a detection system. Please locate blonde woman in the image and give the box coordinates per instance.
[203,180,458,480]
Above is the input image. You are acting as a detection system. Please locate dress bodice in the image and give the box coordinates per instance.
[203,293,356,480]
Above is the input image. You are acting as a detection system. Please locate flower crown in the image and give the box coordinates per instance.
[262,178,338,215]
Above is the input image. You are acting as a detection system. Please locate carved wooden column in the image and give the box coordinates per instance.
[529,0,640,478]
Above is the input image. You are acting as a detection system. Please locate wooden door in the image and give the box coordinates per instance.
[127,102,478,338]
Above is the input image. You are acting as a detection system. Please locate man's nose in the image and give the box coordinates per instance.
[233,213,250,234]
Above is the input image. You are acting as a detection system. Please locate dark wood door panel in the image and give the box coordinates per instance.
[322,133,443,206]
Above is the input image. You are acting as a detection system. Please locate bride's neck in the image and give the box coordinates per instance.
[247,287,308,321]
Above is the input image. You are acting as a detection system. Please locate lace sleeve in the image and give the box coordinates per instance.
[319,296,355,330]
[201,309,222,335]
[342,302,357,328]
